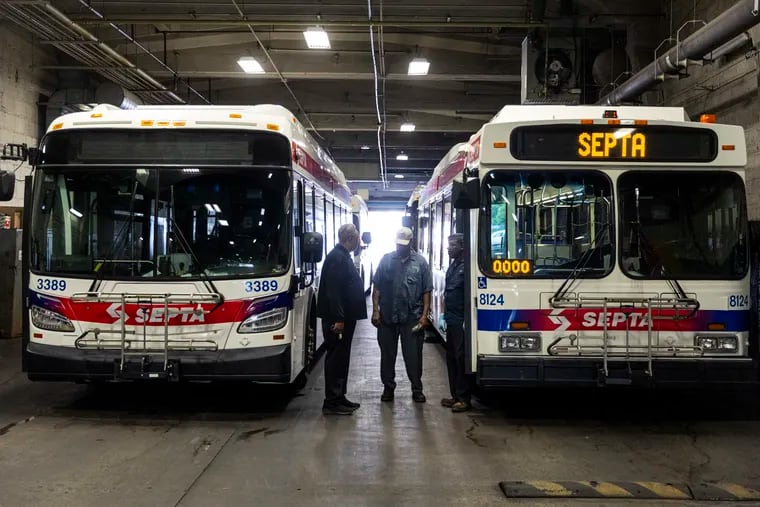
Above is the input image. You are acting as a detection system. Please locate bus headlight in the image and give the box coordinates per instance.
[238,307,288,333]
[31,305,75,332]
[499,333,541,352]
[696,335,738,353]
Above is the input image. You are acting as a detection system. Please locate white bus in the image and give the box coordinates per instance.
[5,104,352,386]
[350,194,373,294]
[417,105,756,386]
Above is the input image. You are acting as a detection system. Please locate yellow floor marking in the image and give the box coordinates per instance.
[526,481,574,496]
[580,481,634,497]
[636,481,690,499]
[715,483,760,499]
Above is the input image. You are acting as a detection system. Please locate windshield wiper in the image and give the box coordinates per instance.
[89,180,140,292]
[166,185,224,311]
[551,222,610,305]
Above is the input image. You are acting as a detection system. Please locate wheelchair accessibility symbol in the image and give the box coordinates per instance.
[477,277,487,289]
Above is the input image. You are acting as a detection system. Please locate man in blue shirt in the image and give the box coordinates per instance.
[440,234,471,412]
[317,224,368,415]
[371,227,433,402]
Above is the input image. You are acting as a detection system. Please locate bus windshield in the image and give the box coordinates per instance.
[481,170,613,278]
[30,167,292,279]
[618,171,747,279]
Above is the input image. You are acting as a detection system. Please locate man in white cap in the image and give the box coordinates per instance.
[371,226,433,403]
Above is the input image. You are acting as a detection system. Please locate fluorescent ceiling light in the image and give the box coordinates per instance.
[400,123,416,132]
[360,145,371,150]
[394,174,405,179]
[237,57,264,74]
[396,154,409,161]
[218,219,229,226]
[69,208,83,218]
[204,203,215,213]
[407,57,430,75]
[303,27,331,49]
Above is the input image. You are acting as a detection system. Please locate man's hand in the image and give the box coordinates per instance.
[417,315,429,330]
[371,310,382,328]
[331,321,345,333]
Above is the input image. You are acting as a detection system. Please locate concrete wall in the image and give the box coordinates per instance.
[0,21,56,208]
[659,0,760,218]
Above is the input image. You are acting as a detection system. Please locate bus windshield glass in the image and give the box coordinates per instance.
[30,167,292,279]
[481,170,613,278]
[619,171,747,280]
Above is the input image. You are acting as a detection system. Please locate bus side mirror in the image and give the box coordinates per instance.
[302,231,324,263]
[0,172,14,201]
[361,231,372,245]
[453,179,479,209]
[27,147,40,166]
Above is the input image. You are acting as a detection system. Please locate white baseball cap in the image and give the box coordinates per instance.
[395,227,413,246]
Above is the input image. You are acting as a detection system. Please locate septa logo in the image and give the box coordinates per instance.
[104,303,206,325]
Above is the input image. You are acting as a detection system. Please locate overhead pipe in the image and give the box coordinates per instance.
[597,0,760,105]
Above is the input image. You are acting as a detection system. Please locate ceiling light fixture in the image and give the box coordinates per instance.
[394,174,405,179]
[237,57,264,74]
[400,123,416,132]
[303,27,331,49]
[396,154,409,161]
[407,57,430,75]
[361,145,371,150]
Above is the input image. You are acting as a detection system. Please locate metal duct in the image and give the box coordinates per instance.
[95,82,143,110]
[597,0,760,105]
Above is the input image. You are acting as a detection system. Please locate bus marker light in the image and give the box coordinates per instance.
[267,123,280,131]
[229,113,242,119]
[90,113,103,118]
[509,321,530,330]
[707,322,726,331]
[140,120,154,127]
[700,114,716,123]
[157,121,170,127]
[634,119,648,126]
[493,142,507,149]
[607,119,621,125]
[33,333,43,339]
[172,121,186,127]
[580,119,594,125]
[273,334,285,340]
[722,145,735,151]
[52,123,64,130]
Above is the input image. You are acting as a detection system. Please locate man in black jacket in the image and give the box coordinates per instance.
[317,223,368,415]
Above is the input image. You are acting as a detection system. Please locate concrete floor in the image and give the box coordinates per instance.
[2,315,760,507]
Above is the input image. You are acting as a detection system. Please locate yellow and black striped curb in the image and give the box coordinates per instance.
[499,481,760,501]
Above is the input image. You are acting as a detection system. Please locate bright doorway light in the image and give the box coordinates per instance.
[408,57,430,75]
[400,123,416,132]
[303,27,331,49]
[394,174,405,179]
[237,57,264,74]
[396,154,408,161]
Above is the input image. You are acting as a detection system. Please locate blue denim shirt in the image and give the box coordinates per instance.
[375,251,433,324]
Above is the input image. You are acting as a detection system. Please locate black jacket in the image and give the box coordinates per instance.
[316,244,368,322]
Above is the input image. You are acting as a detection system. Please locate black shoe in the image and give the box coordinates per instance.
[441,397,456,408]
[412,392,427,403]
[322,403,354,415]
[381,388,394,402]
[341,397,360,409]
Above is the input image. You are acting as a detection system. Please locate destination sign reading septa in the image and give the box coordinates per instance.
[577,131,646,159]
[510,125,718,162]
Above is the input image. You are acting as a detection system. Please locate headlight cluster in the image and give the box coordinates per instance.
[237,307,288,333]
[498,333,541,352]
[696,335,738,353]
[31,305,75,332]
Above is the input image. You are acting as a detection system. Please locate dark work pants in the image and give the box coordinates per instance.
[322,319,357,405]
[446,321,470,403]
[378,321,424,394]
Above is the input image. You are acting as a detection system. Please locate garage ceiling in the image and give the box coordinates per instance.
[1,0,665,204]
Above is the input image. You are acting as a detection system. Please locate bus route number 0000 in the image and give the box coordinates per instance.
[492,259,532,276]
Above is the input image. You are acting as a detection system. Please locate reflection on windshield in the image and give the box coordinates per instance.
[482,171,613,278]
[619,171,747,279]
[30,168,291,279]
